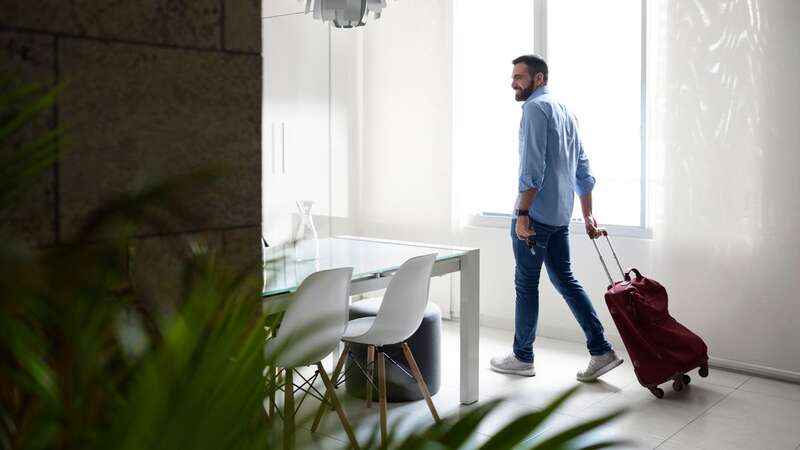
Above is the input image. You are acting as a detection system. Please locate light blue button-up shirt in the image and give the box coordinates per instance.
[515,86,595,226]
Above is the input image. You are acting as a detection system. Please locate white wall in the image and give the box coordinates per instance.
[348,0,800,378]
[330,26,363,237]
[349,0,456,315]
[357,0,455,245]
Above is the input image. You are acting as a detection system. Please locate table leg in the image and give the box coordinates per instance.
[459,249,479,405]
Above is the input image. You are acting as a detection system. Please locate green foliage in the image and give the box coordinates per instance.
[101,253,269,450]
[359,386,630,450]
[0,69,268,450]
[0,76,60,211]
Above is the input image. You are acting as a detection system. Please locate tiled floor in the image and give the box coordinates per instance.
[281,321,800,449]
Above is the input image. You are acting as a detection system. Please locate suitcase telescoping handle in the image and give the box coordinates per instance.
[590,228,626,286]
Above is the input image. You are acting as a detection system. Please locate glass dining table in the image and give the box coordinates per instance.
[262,235,480,405]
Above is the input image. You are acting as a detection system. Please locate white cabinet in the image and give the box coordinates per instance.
[262,0,306,18]
[262,13,330,244]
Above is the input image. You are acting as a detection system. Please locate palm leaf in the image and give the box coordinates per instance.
[73,165,226,243]
[476,385,580,450]
[525,409,628,450]
[425,398,502,447]
[97,253,268,450]
[0,77,61,216]
[0,82,57,144]
[0,127,60,210]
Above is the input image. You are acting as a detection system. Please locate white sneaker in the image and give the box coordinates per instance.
[576,350,624,382]
[490,353,535,377]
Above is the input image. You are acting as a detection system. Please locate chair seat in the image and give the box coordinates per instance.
[266,330,342,368]
[344,297,441,402]
[265,338,303,369]
[342,317,376,342]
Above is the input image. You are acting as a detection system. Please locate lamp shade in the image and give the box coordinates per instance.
[304,0,389,28]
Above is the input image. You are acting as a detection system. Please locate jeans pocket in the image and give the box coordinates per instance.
[528,236,547,255]
[530,221,555,253]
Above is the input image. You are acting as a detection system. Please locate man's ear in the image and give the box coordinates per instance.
[534,72,545,88]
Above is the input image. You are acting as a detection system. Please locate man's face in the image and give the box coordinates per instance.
[511,63,542,102]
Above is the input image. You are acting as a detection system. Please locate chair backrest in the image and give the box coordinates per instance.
[370,253,436,346]
[271,267,353,367]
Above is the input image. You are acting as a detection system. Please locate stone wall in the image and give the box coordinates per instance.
[0,0,262,304]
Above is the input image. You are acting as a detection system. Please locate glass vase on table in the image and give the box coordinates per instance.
[293,200,319,263]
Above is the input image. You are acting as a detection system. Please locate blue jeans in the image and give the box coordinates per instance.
[511,218,612,363]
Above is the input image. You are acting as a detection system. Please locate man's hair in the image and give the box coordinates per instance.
[512,54,548,84]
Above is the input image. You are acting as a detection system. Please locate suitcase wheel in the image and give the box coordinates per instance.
[699,365,709,377]
[672,374,691,392]
[649,387,664,399]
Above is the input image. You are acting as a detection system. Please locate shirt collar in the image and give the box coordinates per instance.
[522,85,550,107]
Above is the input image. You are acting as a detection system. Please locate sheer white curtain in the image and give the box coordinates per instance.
[648,0,800,376]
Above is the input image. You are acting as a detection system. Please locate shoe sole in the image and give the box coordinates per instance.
[576,357,624,382]
[490,365,535,377]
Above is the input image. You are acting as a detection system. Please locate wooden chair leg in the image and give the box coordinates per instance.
[366,345,375,409]
[332,343,350,386]
[268,321,279,419]
[377,350,388,449]
[401,342,440,423]
[283,369,295,450]
[317,362,361,450]
[311,344,350,432]
[267,365,277,418]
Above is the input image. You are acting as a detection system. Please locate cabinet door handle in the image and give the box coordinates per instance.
[270,122,276,174]
[281,122,286,174]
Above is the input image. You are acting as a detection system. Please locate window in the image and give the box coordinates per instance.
[454,0,647,232]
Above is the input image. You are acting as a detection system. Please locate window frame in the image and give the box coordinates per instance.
[463,0,650,238]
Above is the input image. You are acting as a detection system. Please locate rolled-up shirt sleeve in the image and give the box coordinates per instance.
[575,135,596,196]
[519,105,548,193]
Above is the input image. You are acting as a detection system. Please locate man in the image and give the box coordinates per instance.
[489,55,623,381]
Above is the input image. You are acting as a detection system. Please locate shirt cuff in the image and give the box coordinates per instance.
[575,176,596,196]
[519,175,541,192]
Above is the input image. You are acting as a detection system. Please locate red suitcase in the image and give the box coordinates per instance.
[591,231,709,398]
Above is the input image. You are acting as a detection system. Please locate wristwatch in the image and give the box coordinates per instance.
[516,209,529,217]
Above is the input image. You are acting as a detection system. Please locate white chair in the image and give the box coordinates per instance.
[312,254,440,447]
[264,267,360,450]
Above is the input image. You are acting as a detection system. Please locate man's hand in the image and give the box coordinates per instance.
[516,216,535,240]
[584,215,602,239]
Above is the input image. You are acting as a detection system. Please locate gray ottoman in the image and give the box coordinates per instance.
[344,297,441,402]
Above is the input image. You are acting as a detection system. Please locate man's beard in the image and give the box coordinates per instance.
[515,84,535,101]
